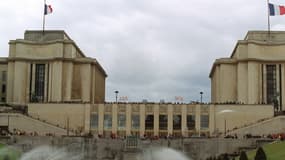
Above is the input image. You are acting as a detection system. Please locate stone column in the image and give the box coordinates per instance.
[126,104,132,136]
[112,104,118,134]
[80,64,91,102]
[139,104,145,137]
[248,62,260,104]
[195,104,201,135]
[44,63,49,102]
[281,64,285,111]
[237,62,248,104]
[25,63,31,102]
[84,104,91,133]
[6,62,15,103]
[154,104,159,136]
[209,104,215,136]
[63,62,73,101]
[98,104,104,135]
[50,61,63,102]
[167,104,173,136]
[181,104,187,137]
[13,61,27,104]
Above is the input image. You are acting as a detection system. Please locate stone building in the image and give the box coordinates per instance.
[4,30,107,105]
[210,31,285,111]
[0,30,276,137]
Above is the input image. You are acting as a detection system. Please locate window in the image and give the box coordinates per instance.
[266,65,277,104]
[2,71,6,82]
[1,84,5,94]
[173,115,181,130]
[90,114,98,129]
[200,115,209,129]
[131,115,140,129]
[159,115,168,130]
[35,64,45,102]
[145,115,154,130]
[187,115,195,130]
[118,114,126,130]
[104,114,112,129]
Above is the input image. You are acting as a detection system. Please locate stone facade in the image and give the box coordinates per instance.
[210,31,285,111]
[27,103,273,137]
[3,30,107,105]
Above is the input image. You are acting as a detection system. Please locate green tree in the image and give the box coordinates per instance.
[223,154,230,160]
[239,151,248,160]
[254,147,267,160]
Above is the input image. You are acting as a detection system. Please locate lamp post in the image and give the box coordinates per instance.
[114,90,119,103]
[200,91,203,104]
[217,109,235,136]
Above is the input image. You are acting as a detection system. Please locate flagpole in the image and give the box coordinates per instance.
[267,0,271,38]
[43,0,46,34]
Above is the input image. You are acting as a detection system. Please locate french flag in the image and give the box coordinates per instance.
[269,3,285,16]
[44,4,53,15]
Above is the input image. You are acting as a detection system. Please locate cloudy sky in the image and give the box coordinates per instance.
[1,0,285,103]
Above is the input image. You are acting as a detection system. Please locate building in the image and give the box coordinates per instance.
[210,31,285,112]
[0,30,275,137]
[4,30,107,105]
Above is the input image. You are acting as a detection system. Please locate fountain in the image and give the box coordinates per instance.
[16,145,191,160]
[138,147,191,160]
[20,146,83,160]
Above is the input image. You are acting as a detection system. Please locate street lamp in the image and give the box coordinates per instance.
[217,109,235,136]
[200,91,203,104]
[114,90,119,103]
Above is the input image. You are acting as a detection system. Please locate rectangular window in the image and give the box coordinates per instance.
[173,115,181,130]
[1,84,5,94]
[90,114,98,129]
[266,65,277,104]
[104,114,112,129]
[187,115,195,130]
[159,115,168,130]
[131,115,140,129]
[2,71,6,82]
[35,64,45,102]
[118,114,126,130]
[200,115,209,129]
[145,115,154,130]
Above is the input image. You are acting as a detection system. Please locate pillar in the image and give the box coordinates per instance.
[126,104,132,136]
[154,104,159,136]
[112,104,118,134]
[167,104,173,136]
[98,104,104,135]
[195,104,201,135]
[63,62,73,101]
[181,104,187,137]
[84,104,91,133]
[139,104,145,137]
[80,64,91,102]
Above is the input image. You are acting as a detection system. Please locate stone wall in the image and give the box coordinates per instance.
[0,113,67,136]
[0,136,262,160]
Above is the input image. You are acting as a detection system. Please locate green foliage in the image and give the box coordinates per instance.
[223,154,230,160]
[0,144,21,160]
[254,147,266,160]
[239,151,248,160]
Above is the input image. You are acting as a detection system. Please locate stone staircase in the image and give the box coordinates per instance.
[0,113,70,136]
[228,116,285,137]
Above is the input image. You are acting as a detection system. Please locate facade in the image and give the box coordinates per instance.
[3,30,107,105]
[210,31,285,111]
[0,30,276,137]
[27,103,273,137]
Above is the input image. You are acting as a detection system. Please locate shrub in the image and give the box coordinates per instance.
[239,151,248,160]
[254,147,266,160]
